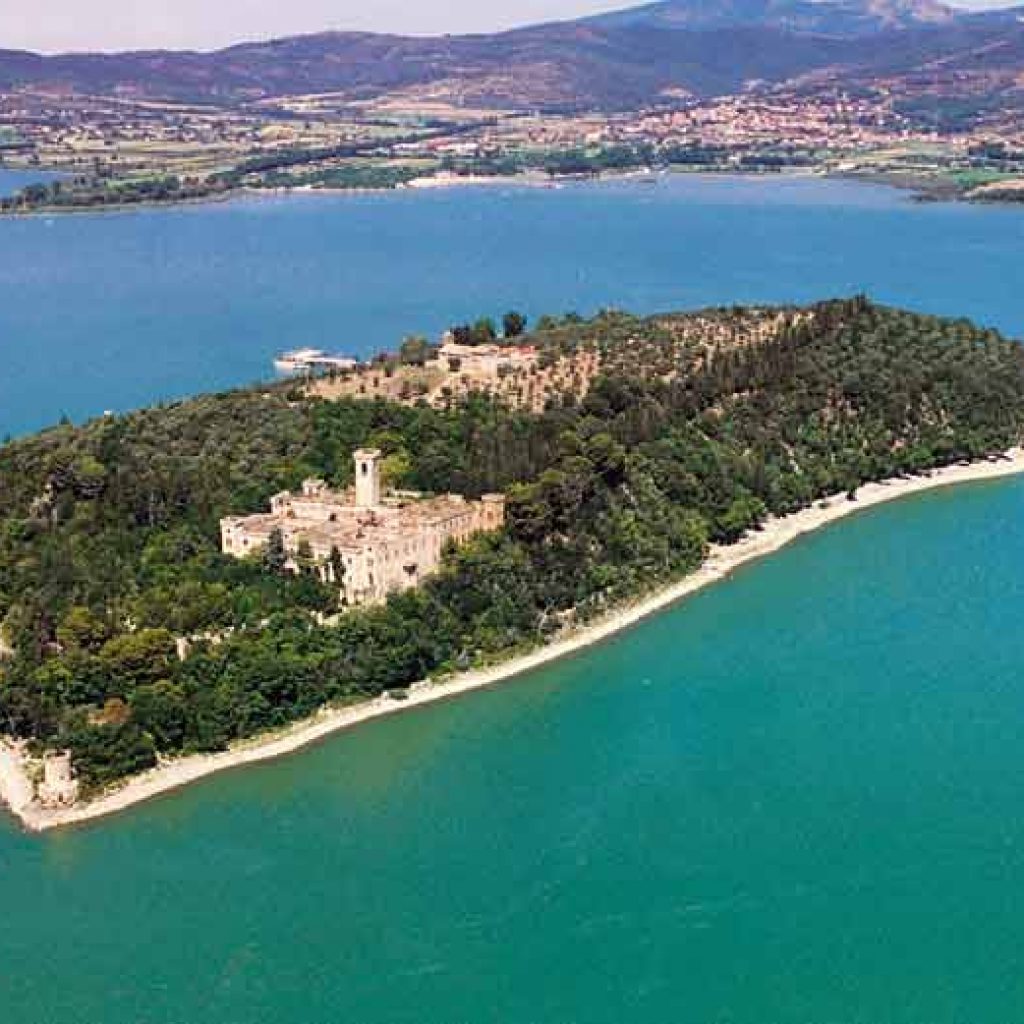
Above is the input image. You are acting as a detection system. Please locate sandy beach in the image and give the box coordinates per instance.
[0,740,34,821]
[405,172,552,190]
[4,450,1024,834]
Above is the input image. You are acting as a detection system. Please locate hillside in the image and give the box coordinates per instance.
[0,0,1022,110]
[1,298,1022,790]
[0,26,849,107]
[586,0,960,35]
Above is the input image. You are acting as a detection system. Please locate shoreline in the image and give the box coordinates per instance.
[5,166,990,219]
[4,450,1024,834]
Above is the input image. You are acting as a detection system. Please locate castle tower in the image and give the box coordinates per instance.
[38,751,79,808]
[354,449,382,509]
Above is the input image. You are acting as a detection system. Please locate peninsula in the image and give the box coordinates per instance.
[3,297,1024,830]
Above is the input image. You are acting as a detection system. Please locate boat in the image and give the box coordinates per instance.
[274,348,359,374]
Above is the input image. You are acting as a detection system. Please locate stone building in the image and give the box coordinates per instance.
[221,450,505,606]
[438,338,537,376]
[37,752,80,808]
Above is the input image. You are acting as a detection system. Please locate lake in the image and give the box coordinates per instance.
[0,167,64,197]
[0,170,1022,437]
[3,473,1024,1023]
[3,171,1024,1023]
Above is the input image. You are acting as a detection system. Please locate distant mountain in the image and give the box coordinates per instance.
[586,0,959,36]
[0,25,855,108]
[0,0,1022,111]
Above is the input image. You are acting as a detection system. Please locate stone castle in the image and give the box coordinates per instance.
[38,751,79,808]
[221,450,505,606]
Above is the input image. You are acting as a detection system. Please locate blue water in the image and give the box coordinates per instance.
[0,167,63,196]
[4,168,1024,1022]
[1,171,1022,437]
[4,474,1024,1023]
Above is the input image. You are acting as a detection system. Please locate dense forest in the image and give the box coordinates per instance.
[2,298,1023,790]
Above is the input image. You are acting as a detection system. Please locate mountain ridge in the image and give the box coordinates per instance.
[584,0,962,36]
[0,0,1022,110]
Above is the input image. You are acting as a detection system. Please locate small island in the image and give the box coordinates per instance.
[3,297,1024,830]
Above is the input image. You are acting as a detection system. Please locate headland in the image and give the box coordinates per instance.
[5,449,1022,834]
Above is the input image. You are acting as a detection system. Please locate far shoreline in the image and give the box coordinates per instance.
[2,165,1007,220]
[4,450,1024,834]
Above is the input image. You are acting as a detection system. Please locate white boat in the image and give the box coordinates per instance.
[274,348,321,372]
[274,348,358,374]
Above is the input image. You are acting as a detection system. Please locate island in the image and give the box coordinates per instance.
[3,296,1024,830]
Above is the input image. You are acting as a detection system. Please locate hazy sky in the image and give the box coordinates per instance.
[4,0,1018,54]
[5,1,627,52]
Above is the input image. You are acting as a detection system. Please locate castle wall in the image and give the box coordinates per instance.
[220,456,505,608]
[37,752,79,808]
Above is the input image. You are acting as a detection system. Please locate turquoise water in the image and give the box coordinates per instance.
[4,476,1024,1022]
[5,169,1024,1021]
[1,171,1023,436]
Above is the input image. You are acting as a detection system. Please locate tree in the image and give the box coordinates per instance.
[264,528,287,575]
[503,311,527,339]
[328,546,346,589]
[471,318,497,345]
[399,335,432,366]
[716,495,768,543]
[97,629,176,692]
[382,450,412,488]
[56,607,110,653]
[296,539,315,575]
[131,680,189,750]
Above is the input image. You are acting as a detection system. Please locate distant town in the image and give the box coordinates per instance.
[2,64,1023,213]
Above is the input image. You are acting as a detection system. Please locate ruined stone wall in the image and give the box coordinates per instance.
[37,752,80,808]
